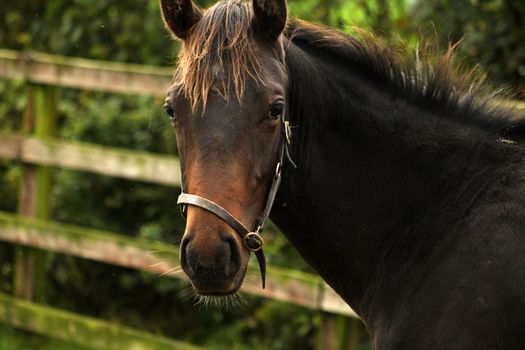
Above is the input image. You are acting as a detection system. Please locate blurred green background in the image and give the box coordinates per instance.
[0,0,523,349]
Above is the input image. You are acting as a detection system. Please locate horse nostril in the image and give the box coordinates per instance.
[180,235,190,256]
[180,231,242,281]
[226,237,240,266]
[180,235,194,275]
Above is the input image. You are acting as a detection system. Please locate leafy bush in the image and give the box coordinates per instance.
[413,0,525,96]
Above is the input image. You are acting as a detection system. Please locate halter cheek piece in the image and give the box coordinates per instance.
[177,114,296,289]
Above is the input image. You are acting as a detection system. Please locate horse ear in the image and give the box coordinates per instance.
[160,0,202,40]
[252,0,288,41]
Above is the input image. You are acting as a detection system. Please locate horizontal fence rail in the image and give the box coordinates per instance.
[0,135,181,186]
[1,48,524,109]
[0,211,358,318]
[0,293,205,350]
[0,134,357,317]
[0,49,173,96]
[0,135,355,316]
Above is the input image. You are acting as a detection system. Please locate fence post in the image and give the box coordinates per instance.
[13,83,57,302]
[317,313,338,350]
[318,313,363,350]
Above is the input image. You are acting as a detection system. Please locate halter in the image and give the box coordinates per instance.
[177,114,295,289]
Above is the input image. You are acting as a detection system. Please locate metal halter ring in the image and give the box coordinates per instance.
[284,121,292,145]
[275,162,282,178]
[244,232,264,252]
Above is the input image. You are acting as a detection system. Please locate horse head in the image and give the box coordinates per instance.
[161,0,290,295]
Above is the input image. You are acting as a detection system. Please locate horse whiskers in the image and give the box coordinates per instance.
[179,281,247,311]
[192,292,246,311]
[182,285,197,302]
[147,250,163,254]
[158,266,183,277]
[149,122,172,136]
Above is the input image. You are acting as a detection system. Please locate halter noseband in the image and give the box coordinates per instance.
[177,114,295,289]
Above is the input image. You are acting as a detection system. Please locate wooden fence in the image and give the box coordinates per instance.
[0,49,361,350]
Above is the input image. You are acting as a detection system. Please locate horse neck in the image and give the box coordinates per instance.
[272,40,509,315]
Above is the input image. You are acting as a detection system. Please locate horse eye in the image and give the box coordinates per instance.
[267,103,284,120]
[164,104,177,121]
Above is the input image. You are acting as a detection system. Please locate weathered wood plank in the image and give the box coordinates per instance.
[0,212,179,277]
[1,48,525,112]
[320,285,356,316]
[0,293,205,350]
[0,135,181,186]
[0,211,358,317]
[0,49,173,96]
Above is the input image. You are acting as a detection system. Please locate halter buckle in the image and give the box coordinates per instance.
[244,232,264,252]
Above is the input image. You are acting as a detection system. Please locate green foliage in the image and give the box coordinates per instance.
[0,82,23,283]
[200,297,318,350]
[0,323,93,350]
[51,90,183,237]
[413,0,525,95]
[289,0,412,35]
[0,81,25,132]
[0,0,177,64]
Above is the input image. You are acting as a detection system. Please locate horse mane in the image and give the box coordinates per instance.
[176,0,262,110]
[176,0,523,134]
[285,20,524,135]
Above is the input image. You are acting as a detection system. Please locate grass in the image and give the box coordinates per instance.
[0,323,94,350]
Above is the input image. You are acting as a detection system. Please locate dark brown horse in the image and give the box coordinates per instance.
[160,0,525,348]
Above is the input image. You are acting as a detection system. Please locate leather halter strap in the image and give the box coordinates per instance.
[177,115,295,289]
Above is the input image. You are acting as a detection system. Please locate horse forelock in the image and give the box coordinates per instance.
[176,0,265,110]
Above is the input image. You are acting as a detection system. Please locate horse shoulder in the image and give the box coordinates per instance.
[367,192,525,349]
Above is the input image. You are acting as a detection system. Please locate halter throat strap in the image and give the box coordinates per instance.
[177,116,294,289]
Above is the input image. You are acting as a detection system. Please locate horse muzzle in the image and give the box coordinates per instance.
[180,227,248,294]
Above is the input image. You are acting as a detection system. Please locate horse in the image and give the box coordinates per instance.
[159,0,525,348]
